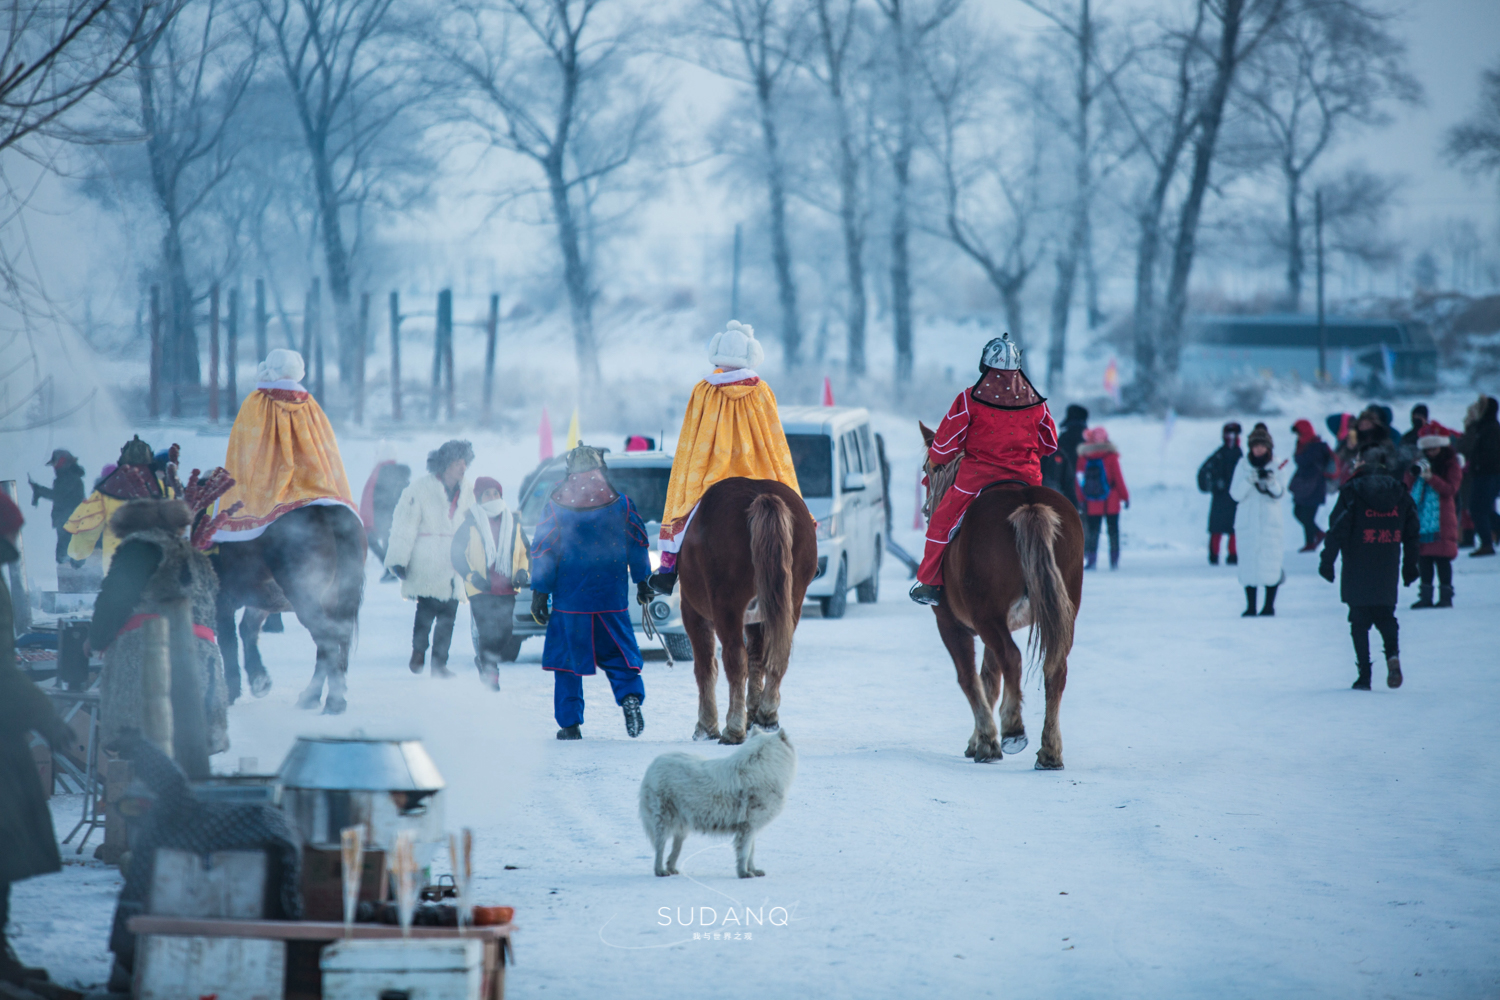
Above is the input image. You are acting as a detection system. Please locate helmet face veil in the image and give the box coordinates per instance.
[981,333,1022,371]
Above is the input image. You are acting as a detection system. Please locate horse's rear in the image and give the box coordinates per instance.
[677,478,818,744]
[213,503,366,714]
[935,483,1083,768]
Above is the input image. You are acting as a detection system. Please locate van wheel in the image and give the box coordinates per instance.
[499,635,525,662]
[820,556,848,619]
[856,540,881,603]
[663,633,694,661]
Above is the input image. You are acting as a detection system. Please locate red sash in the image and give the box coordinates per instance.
[118,613,216,643]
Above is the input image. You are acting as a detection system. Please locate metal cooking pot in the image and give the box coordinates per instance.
[278,736,446,853]
[279,736,444,792]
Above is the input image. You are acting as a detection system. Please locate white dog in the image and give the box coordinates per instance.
[639,729,796,878]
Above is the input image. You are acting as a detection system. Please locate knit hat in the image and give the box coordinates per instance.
[1083,426,1109,444]
[1064,404,1089,424]
[1416,434,1450,450]
[1291,419,1316,447]
[708,320,764,370]
[1248,423,1273,450]
[257,348,305,383]
[473,476,502,499]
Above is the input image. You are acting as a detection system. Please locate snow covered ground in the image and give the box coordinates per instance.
[9,408,1500,997]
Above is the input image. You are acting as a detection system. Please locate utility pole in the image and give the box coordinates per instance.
[483,293,499,426]
[389,292,403,422]
[1315,189,1327,382]
[731,223,743,320]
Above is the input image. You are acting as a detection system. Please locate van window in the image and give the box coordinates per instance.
[858,425,877,478]
[607,467,670,524]
[786,434,833,498]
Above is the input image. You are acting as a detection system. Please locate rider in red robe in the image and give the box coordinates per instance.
[910,334,1058,605]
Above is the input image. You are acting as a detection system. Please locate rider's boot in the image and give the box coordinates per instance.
[908,582,943,606]
[648,571,677,596]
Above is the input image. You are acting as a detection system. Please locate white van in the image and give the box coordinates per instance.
[779,406,888,618]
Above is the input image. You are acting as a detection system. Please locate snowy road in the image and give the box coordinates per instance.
[11,415,1500,997]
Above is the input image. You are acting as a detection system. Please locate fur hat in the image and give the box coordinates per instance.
[564,444,608,475]
[1247,423,1273,451]
[427,439,474,475]
[256,348,305,383]
[1416,434,1451,450]
[110,498,192,537]
[708,320,764,370]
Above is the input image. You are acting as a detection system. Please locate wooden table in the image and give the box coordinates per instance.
[128,916,513,1000]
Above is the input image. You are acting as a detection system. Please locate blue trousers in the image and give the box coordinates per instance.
[553,664,645,728]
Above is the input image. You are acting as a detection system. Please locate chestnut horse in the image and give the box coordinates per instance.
[677,478,818,744]
[919,423,1084,768]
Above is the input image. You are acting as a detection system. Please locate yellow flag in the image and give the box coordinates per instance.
[566,407,581,450]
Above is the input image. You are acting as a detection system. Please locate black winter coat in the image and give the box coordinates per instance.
[1320,467,1419,607]
[1045,417,1088,506]
[33,462,86,529]
[1461,398,1500,476]
[0,547,64,885]
[1198,445,1242,534]
[1289,439,1332,508]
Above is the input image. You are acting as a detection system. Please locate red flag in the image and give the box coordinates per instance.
[539,407,554,460]
[821,376,835,406]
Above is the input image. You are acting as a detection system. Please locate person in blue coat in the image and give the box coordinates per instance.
[529,446,651,740]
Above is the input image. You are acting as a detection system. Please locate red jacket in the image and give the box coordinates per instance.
[1076,442,1129,516]
[1404,453,1462,560]
[928,390,1058,487]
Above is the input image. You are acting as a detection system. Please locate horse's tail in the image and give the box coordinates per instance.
[1008,502,1075,675]
[747,491,796,674]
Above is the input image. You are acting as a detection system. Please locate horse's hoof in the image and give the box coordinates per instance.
[719,732,746,746]
[295,691,322,710]
[964,746,976,758]
[322,697,347,715]
[692,724,720,742]
[1034,757,1064,771]
[249,674,272,698]
[1001,735,1028,754]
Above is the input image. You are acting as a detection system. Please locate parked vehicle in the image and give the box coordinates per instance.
[511,449,694,661]
[779,406,888,619]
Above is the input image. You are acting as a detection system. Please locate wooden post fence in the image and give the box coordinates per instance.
[430,289,453,421]
[208,283,220,423]
[149,285,162,418]
[389,292,403,422]
[483,293,499,426]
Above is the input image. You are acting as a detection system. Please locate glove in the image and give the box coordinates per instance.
[530,590,550,625]
[1402,563,1418,588]
[637,580,654,605]
[511,567,530,589]
[390,565,406,580]
[1318,560,1336,583]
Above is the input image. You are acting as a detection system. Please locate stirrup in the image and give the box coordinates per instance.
[909,582,943,606]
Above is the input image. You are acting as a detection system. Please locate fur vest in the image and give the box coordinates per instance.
[99,527,229,755]
[384,474,475,601]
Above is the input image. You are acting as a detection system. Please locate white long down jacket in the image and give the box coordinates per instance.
[384,474,475,601]
[1228,456,1286,588]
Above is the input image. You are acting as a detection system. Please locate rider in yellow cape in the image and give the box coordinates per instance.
[212,349,355,542]
[649,321,801,594]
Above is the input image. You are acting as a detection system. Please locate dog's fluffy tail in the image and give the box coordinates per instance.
[1008,502,1075,678]
[747,492,796,678]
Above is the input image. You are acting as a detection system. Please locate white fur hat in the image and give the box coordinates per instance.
[708,320,764,370]
[257,348,305,383]
[1417,434,1450,450]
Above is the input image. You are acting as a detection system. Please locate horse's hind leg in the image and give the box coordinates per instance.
[239,608,273,698]
[682,601,720,741]
[1035,650,1068,770]
[217,599,243,704]
[716,610,750,745]
[744,623,771,730]
[934,604,999,761]
[994,636,1027,755]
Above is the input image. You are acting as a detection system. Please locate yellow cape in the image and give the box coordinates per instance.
[64,473,177,571]
[216,388,353,533]
[660,376,801,541]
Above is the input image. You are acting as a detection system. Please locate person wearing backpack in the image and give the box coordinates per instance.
[1228,423,1286,616]
[1320,442,1419,690]
[1403,432,1462,608]
[1197,422,1242,565]
[1075,426,1128,570]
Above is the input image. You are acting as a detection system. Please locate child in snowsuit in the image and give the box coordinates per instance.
[1075,426,1128,570]
[1197,422,1242,565]
[1319,444,1419,690]
[529,446,652,740]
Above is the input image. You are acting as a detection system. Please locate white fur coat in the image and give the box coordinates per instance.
[384,474,475,601]
[1228,456,1286,587]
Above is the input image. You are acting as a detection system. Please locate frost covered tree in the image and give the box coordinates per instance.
[427,0,662,386]
[1445,59,1500,183]
[1237,0,1419,311]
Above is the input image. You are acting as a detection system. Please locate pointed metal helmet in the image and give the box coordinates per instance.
[981,332,1022,371]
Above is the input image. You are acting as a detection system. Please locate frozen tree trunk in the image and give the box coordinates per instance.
[547,160,602,386]
[889,38,914,387]
[1045,0,1093,395]
[1284,167,1303,310]
[814,0,867,375]
[309,136,359,392]
[757,83,801,366]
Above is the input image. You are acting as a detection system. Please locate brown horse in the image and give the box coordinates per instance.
[919,423,1084,768]
[677,478,819,744]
